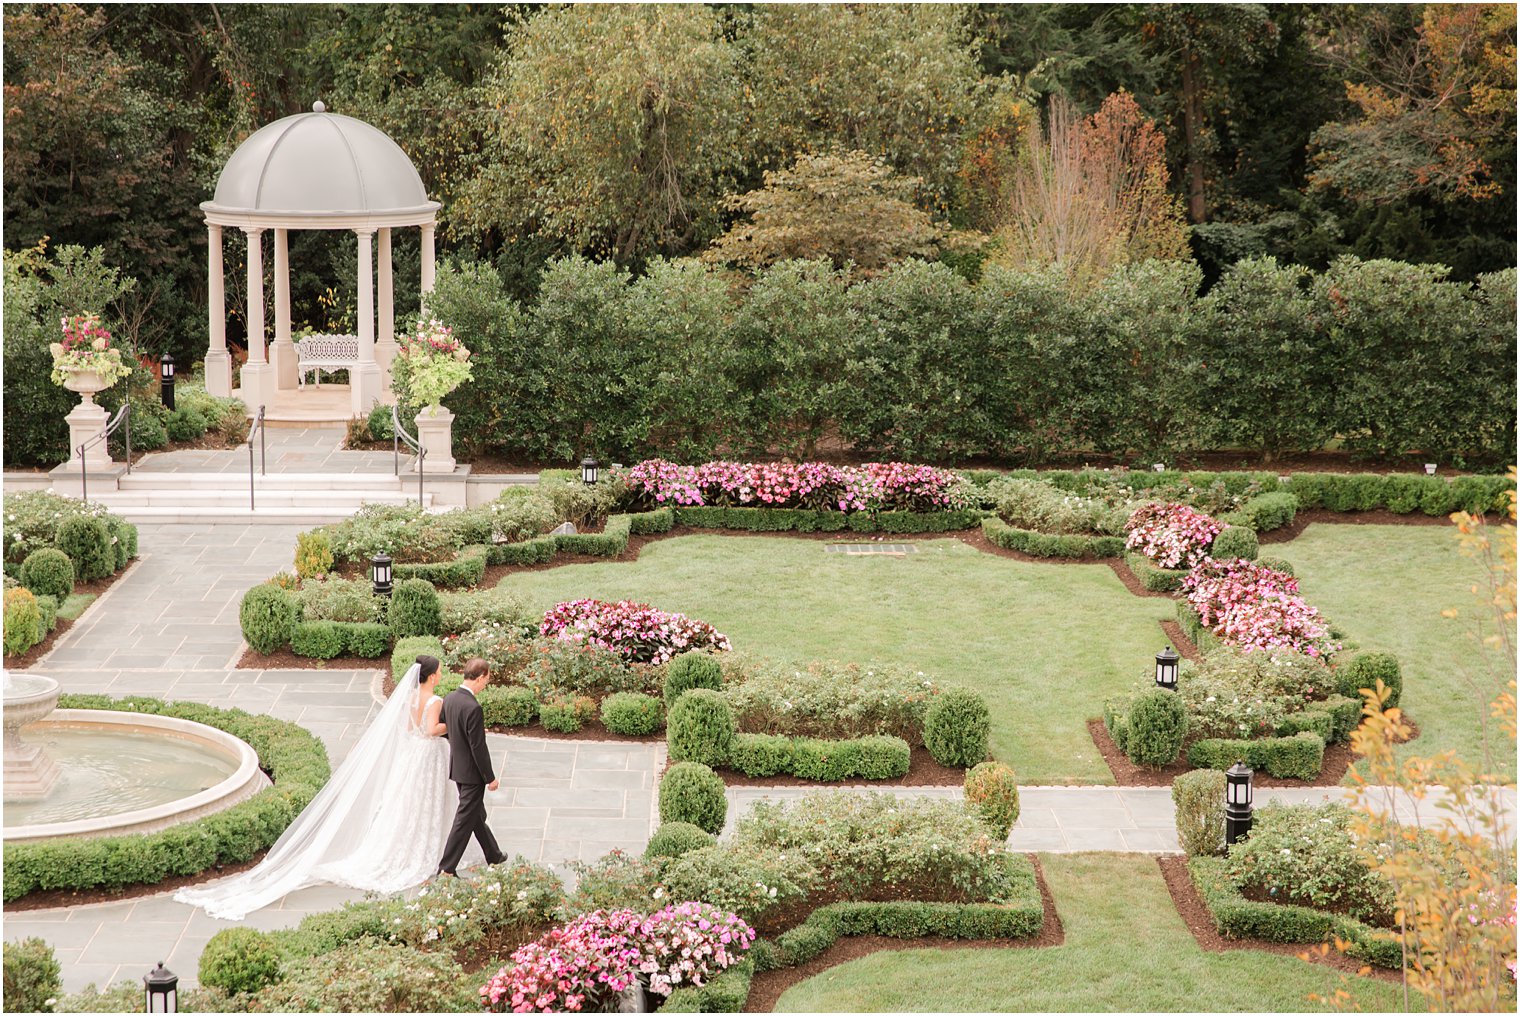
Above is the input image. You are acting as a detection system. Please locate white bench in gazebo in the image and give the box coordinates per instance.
[295,334,360,388]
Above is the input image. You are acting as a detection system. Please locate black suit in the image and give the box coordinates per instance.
[437,686,504,874]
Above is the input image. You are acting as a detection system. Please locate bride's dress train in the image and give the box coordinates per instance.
[175,666,482,920]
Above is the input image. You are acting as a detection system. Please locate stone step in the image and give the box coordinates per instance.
[118,471,413,491]
[84,489,426,507]
[65,503,426,525]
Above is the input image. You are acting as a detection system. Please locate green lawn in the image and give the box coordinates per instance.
[1269,523,1512,779]
[775,853,1418,1013]
[58,592,95,621]
[495,535,1173,783]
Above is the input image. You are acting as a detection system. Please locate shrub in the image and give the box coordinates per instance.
[1210,525,1259,561]
[541,598,731,665]
[295,576,384,624]
[643,822,716,863]
[565,850,661,914]
[1225,802,1395,925]
[291,620,347,659]
[3,587,43,656]
[600,692,664,735]
[980,517,1125,558]
[388,578,441,638]
[1335,650,1402,708]
[255,941,467,1014]
[18,548,73,600]
[342,622,391,658]
[1172,770,1226,856]
[294,530,335,579]
[658,761,728,834]
[658,845,816,928]
[853,734,912,779]
[391,635,447,684]
[482,686,539,727]
[34,594,57,635]
[923,688,990,767]
[1124,689,1188,768]
[1124,502,1224,569]
[3,937,60,1014]
[1256,555,1294,577]
[165,405,208,442]
[727,732,791,777]
[1238,492,1298,532]
[1184,557,1339,658]
[1187,732,1325,780]
[130,408,169,450]
[438,586,534,636]
[321,503,461,565]
[56,515,113,581]
[723,657,938,742]
[240,584,297,654]
[539,694,595,733]
[663,650,725,708]
[367,403,395,441]
[666,689,737,767]
[1177,648,1326,741]
[199,927,283,996]
[964,762,1020,839]
[986,477,1132,535]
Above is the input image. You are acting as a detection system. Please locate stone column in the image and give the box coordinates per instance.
[240,226,273,409]
[414,407,457,474]
[271,227,298,390]
[419,221,436,310]
[375,227,398,399]
[350,228,383,416]
[204,224,232,397]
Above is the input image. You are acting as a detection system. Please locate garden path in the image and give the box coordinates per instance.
[130,426,396,474]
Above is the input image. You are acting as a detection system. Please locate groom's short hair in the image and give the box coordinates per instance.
[462,657,489,681]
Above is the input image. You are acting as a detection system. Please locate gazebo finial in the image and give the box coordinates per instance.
[312,100,326,113]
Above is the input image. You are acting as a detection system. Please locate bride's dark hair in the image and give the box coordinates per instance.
[416,655,440,681]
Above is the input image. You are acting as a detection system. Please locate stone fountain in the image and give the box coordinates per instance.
[3,672,62,798]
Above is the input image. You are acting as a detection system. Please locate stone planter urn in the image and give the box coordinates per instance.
[61,367,114,470]
[414,406,457,474]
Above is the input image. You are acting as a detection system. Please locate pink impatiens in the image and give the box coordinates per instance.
[1124,502,1224,569]
[1183,557,1341,658]
[623,459,974,513]
[480,903,755,1014]
[540,599,731,665]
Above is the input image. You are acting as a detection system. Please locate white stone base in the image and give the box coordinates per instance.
[65,401,112,470]
[204,348,233,397]
[239,361,275,411]
[349,361,384,418]
[414,407,457,473]
[271,340,299,391]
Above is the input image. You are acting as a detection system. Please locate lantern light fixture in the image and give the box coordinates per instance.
[160,354,176,410]
[1154,646,1180,691]
[1225,761,1254,845]
[371,552,393,597]
[144,962,178,1014]
[581,457,599,486]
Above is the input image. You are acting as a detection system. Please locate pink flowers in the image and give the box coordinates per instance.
[1184,558,1341,658]
[48,313,131,389]
[479,903,755,1013]
[623,459,973,513]
[540,599,731,665]
[1124,502,1224,569]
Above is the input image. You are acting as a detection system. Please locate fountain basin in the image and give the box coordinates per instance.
[3,673,62,798]
[2,709,270,843]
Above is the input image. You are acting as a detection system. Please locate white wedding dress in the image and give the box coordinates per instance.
[175,665,482,920]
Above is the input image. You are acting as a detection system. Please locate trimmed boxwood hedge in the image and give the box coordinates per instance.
[981,517,1124,559]
[1175,602,1224,655]
[1125,551,1188,591]
[671,506,982,534]
[1187,731,1325,780]
[660,960,755,1013]
[1187,856,1400,969]
[394,544,488,588]
[2,696,329,902]
[1283,472,1510,516]
[726,732,911,781]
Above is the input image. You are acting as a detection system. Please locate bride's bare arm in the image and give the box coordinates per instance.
[424,697,447,737]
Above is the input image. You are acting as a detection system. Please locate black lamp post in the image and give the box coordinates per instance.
[1154,646,1179,691]
[371,552,393,597]
[159,354,176,410]
[144,962,178,1013]
[1225,761,1254,845]
[581,456,600,486]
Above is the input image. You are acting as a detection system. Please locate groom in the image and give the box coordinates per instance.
[437,657,506,876]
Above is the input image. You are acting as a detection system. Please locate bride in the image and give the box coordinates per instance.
[176,655,482,920]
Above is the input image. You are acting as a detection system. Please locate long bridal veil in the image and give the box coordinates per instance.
[175,664,425,920]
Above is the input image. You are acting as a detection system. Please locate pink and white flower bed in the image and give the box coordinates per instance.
[540,599,731,665]
[1124,502,1224,569]
[480,903,755,1013]
[1183,558,1341,658]
[623,459,974,513]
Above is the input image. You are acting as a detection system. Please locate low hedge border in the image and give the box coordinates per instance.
[1187,731,1325,780]
[664,853,1044,1010]
[1281,472,1510,516]
[395,544,488,587]
[1125,552,1188,591]
[669,506,983,534]
[2,696,329,902]
[1186,856,1400,969]
[981,517,1125,559]
[727,732,912,781]
[1175,602,1224,655]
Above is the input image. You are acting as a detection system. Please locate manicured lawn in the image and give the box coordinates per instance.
[775,853,1417,1013]
[495,535,1172,783]
[1269,523,1511,779]
[58,592,94,621]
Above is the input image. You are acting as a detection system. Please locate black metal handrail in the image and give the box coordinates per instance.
[247,404,267,510]
[77,401,132,503]
[392,403,427,506]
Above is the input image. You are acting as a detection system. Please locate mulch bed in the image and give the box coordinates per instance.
[5,566,130,671]
[709,746,966,789]
[742,855,1065,1012]
[1158,619,1203,662]
[1156,855,1402,983]
[5,853,269,912]
[237,646,382,671]
[1086,718,1361,788]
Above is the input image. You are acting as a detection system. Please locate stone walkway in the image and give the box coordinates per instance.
[132,426,395,475]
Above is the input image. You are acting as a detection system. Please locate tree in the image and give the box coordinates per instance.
[703,151,946,276]
[458,5,746,262]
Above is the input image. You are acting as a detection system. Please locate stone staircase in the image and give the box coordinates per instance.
[62,471,434,524]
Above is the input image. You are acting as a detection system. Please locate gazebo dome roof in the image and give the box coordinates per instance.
[201,102,438,225]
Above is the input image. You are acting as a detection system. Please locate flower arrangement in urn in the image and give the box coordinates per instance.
[49,313,131,393]
[392,317,472,415]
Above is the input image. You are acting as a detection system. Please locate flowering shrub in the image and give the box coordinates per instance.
[541,599,731,665]
[986,477,1134,535]
[722,657,939,742]
[443,624,657,698]
[48,313,131,389]
[479,904,754,1013]
[1124,502,1224,569]
[393,317,473,413]
[1178,650,1327,739]
[1184,558,1341,658]
[1225,802,1396,926]
[622,459,974,513]
[387,860,564,956]
[3,491,123,566]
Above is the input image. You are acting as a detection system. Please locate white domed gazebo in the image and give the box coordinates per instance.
[201,101,440,417]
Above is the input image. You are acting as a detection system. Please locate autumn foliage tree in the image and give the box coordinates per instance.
[991,91,1190,286]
